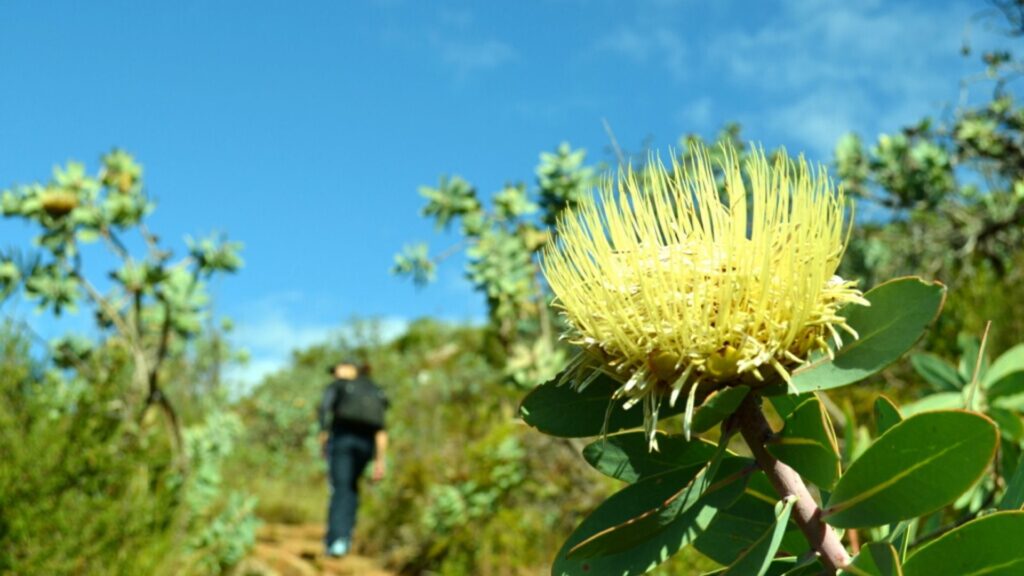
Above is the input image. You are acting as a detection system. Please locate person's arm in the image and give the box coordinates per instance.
[318,383,338,457]
[372,430,388,481]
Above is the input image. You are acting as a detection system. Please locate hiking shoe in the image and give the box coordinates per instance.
[327,538,350,557]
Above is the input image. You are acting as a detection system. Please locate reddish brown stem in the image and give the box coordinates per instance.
[736,395,851,574]
[848,528,861,556]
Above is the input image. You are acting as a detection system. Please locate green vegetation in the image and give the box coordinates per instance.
[5,4,1024,576]
[0,153,252,575]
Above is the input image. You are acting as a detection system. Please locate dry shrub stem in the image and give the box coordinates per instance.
[735,395,851,573]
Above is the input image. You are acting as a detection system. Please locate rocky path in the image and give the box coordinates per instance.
[238,523,394,576]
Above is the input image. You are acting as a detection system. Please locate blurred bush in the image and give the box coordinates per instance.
[0,322,257,575]
[0,325,176,574]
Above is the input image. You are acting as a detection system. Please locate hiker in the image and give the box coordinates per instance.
[318,359,389,558]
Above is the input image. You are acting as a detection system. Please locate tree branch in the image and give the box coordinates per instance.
[139,223,171,262]
[73,271,136,344]
[736,395,851,574]
[148,300,174,400]
[101,227,130,261]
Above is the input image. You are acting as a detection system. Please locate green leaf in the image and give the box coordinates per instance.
[874,395,903,436]
[957,333,988,384]
[552,467,704,576]
[789,278,945,394]
[720,496,797,576]
[552,457,750,575]
[910,353,962,392]
[987,355,1024,410]
[520,372,653,438]
[842,400,871,467]
[986,407,1024,442]
[903,512,1024,576]
[885,519,917,559]
[899,391,963,417]
[983,344,1024,390]
[841,542,903,576]
[693,473,809,565]
[583,432,715,483]
[999,453,1024,510]
[767,393,815,420]
[520,369,730,438]
[989,375,1024,411]
[824,410,998,528]
[767,397,841,489]
[566,444,747,560]
[75,229,100,243]
[691,386,750,433]
[702,558,819,576]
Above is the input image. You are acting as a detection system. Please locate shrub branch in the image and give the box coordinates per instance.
[735,394,851,573]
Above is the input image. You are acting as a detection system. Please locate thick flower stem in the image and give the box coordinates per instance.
[735,395,851,573]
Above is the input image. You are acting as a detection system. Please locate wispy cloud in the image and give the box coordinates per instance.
[428,8,516,77]
[224,292,409,394]
[595,27,689,81]
[675,96,714,131]
[435,37,516,75]
[708,0,973,157]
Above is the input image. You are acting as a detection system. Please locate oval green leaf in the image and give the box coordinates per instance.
[903,511,1024,576]
[899,391,963,417]
[702,558,821,576]
[989,375,1024,411]
[583,432,715,483]
[552,457,750,575]
[999,455,1024,510]
[566,453,748,559]
[694,472,809,565]
[720,496,796,576]
[986,407,1024,442]
[789,278,945,394]
[874,395,903,436]
[521,370,716,438]
[824,410,998,528]
[767,392,815,420]
[767,397,841,489]
[841,542,903,576]
[910,353,963,392]
[983,344,1024,390]
[692,386,750,434]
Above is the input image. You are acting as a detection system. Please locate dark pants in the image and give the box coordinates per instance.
[326,430,375,545]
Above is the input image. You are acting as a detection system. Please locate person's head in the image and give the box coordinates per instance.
[328,360,359,380]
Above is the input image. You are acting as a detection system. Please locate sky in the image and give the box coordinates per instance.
[0,0,1001,387]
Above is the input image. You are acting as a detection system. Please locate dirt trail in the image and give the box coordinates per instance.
[238,523,394,576]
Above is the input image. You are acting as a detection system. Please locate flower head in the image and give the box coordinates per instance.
[542,143,868,447]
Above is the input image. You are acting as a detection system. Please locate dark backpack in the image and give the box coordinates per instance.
[332,377,387,431]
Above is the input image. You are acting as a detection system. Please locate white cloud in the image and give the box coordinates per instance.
[224,292,409,394]
[429,8,516,78]
[224,357,283,391]
[599,28,654,62]
[762,88,871,160]
[231,310,336,355]
[708,0,974,157]
[596,27,689,81]
[438,38,516,74]
[676,96,714,130]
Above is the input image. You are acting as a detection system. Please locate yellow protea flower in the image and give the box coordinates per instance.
[542,143,868,448]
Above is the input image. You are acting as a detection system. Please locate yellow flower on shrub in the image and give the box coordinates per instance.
[542,143,868,447]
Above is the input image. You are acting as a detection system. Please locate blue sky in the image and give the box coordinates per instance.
[0,0,995,386]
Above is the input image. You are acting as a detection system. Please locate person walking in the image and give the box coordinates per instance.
[318,359,389,557]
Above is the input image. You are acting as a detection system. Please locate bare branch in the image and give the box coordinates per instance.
[736,395,851,573]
